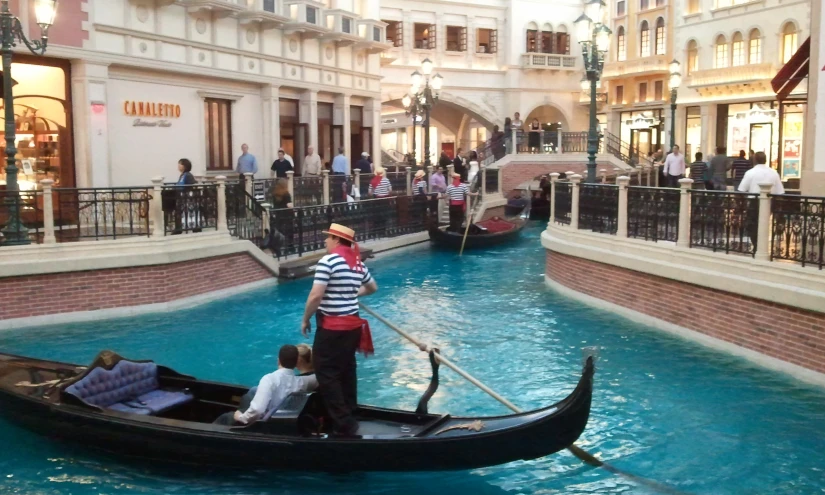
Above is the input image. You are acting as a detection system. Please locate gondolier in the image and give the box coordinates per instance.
[301,223,378,435]
[444,173,475,232]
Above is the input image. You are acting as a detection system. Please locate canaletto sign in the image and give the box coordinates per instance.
[124,101,181,128]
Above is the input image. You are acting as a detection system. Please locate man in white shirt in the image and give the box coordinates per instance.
[737,151,785,195]
[662,145,686,188]
[282,148,295,168]
[304,146,322,176]
[214,345,318,426]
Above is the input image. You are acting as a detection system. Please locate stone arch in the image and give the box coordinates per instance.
[522,102,571,130]
[381,90,500,130]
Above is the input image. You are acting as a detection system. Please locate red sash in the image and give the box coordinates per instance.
[319,314,374,356]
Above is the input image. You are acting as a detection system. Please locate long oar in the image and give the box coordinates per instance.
[459,195,477,257]
[360,303,691,495]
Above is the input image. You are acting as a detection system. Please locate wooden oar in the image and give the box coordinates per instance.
[360,303,691,495]
[459,195,477,257]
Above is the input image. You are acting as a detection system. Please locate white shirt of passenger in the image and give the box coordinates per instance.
[663,153,686,176]
[737,164,785,195]
[236,368,318,424]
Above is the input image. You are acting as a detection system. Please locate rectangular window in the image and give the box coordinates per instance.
[655,26,665,55]
[385,20,402,47]
[688,48,698,74]
[373,26,381,42]
[617,33,626,61]
[616,85,624,104]
[446,26,466,52]
[204,98,233,171]
[715,43,727,68]
[555,32,570,54]
[617,0,626,15]
[641,0,649,10]
[639,82,648,102]
[306,7,317,25]
[641,29,650,57]
[541,32,553,53]
[526,29,538,52]
[654,81,664,100]
[783,33,798,63]
[686,0,700,13]
[414,23,435,49]
[749,38,761,64]
[263,0,276,13]
[732,40,745,66]
[477,28,497,53]
[342,17,352,34]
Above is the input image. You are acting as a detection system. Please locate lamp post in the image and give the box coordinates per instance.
[401,93,419,166]
[668,59,681,151]
[575,0,611,183]
[1,0,58,245]
[402,58,442,169]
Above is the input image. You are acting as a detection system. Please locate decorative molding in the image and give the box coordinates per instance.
[197,90,245,100]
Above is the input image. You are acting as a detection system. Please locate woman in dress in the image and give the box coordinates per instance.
[529,118,541,153]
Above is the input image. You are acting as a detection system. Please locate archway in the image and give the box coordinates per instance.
[524,104,569,131]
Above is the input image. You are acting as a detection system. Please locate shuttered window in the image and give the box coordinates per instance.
[204,98,233,171]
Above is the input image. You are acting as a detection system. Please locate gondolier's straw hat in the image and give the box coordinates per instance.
[414,170,426,178]
[375,166,386,176]
[322,223,356,243]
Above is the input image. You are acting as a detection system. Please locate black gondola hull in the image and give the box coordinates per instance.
[428,219,526,250]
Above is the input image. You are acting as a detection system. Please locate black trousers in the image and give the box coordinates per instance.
[313,321,361,434]
[449,204,464,232]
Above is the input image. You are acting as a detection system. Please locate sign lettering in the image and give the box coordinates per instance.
[123,101,182,118]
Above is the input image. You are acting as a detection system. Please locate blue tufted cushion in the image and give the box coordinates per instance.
[134,389,193,414]
[65,361,159,408]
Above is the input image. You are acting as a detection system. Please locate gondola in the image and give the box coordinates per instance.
[0,350,594,472]
[428,217,527,250]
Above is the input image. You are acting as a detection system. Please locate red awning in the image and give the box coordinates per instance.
[772,36,810,101]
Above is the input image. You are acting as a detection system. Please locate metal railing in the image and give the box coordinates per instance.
[485,169,499,195]
[562,132,588,153]
[554,182,572,225]
[268,195,428,258]
[226,183,264,243]
[328,174,350,204]
[0,190,42,244]
[55,188,151,241]
[579,184,618,234]
[161,184,218,234]
[627,186,679,242]
[689,190,758,256]
[386,171,407,195]
[771,195,825,269]
[293,176,324,207]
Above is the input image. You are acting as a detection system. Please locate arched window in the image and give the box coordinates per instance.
[782,22,798,63]
[555,24,570,55]
[731,32,745,66]
[617,26,627,61]
[654,18,665,55]
[541,23,554,53]
[748,29,761,64]
[714,34,728,68]
[640,21,650,57]
[526,22,538,53]
[687,40,698,74]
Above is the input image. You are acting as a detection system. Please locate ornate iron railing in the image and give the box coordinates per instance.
[579,184,618,234]
[627,186,680,242]
[293,176,324,207]
[554,182,572,225]
[328,174,350,204]
[485,169,499,194]
[54,188,151,241]
[689,190,758,256]
[268,195,428,258]
[161,184,218,234]
[358,173,375,198]
[771,195,825,269]
[386,171,407,195]
[226,183,264,243]
[252,178,277,203]
[562,131,588,153]
[0,190,42,244]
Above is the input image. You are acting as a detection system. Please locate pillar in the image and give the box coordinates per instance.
[548,172,559,227]
[406,166,412,195]
[334,94,352,173]
[322,170,330,205]
[286,170,295,198]
[755,182,773,261]
[40,179,56,244]
[701,103,717,157]
[353,169,361,199]
[365,98,382,169]
[262,85,281,170]
[150,176,165,238]
[71,61,111,187]
[244,173,254,196]
[677,178,693,248]
[300,89,319,154]
[216,175,228,232]
[481,165,487,196]
[616,176,629,238]
[599,169,607,183]
[570,174,582,229]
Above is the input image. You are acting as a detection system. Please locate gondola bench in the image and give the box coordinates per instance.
[63,360,194,415]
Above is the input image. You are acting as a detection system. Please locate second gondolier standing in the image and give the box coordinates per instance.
[301,223,378,435]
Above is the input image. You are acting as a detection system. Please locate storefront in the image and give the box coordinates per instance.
[619,109,664,159]
[684,106,701,160]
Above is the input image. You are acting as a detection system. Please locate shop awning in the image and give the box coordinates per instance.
[772,36,810,101]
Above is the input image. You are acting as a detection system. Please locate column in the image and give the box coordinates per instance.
[71,61,111,187]
[599,169,607,183]
[570,174,582,229]
[334,94,352,173]
[677,178,693,248]
[322,170,330,205]
[286,170,295,198]
[150,177,165,238]
[616,176,629,238]
[365,98,382,169]
[701,104,717,157]
[244,173,254,196]
[481,165,487,196]
[300,89,319,153]
[40,179,56,244]
[216,175,228,232]
[755,182,773,261]
[406,166,412,195]
[261,85,281,169]
[548,172,559,225]
[353,169,361,199]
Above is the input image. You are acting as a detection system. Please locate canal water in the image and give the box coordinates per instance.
[1,223,824,494]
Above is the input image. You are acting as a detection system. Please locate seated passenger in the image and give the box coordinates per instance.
[296,344,315,376]
[215,345,318,426]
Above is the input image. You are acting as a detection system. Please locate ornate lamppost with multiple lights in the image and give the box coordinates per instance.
[575,0,611,183]
[1,0,59,245]
[668,59,681,151]
[401,58,442,169]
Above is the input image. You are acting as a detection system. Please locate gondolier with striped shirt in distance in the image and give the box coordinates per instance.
[301,223,377,436]
[444,173,477,232]
[369,166,392,198]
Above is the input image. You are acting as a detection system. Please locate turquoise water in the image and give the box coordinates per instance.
[1,223,825,495]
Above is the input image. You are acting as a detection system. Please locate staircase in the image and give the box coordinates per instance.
[603,131,654,170]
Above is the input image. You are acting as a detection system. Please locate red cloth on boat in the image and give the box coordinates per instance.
[476,217,516,233]
[330,245,363,274]
[318,314,374,356]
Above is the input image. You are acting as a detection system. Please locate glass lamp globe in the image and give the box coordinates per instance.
[421,58,434,76]
[574,14,593,43]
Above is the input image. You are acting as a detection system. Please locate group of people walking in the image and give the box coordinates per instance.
[659,145,784,195]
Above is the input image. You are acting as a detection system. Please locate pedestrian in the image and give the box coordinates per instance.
[176,158,196,185]
[412,169,427,196]
[491,125,506,161]
[283,148,295,168]
[304,146,322,176]
[709,146,731,191]
[429,166,446,194]
[300,223,378,436]
[168,158,196,234]
[662,145,686,188]
[738,151,784,249]
[270,149,293,178]
[368,166,392,198]
[688,152,708,190]
[355,152,372,174]
[438,151,452,170]
[528,118,541,153]
[467,150,480,185]
[236,143,258,177]
[452,149,466,181]
[444,172,476,232]
[511,111,523,130]
[732,150,752,189]
[331,147,348,175]
[271,179,293,209]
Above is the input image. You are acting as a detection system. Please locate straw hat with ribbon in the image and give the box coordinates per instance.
[322,223,356,244]
[414,170,426,179]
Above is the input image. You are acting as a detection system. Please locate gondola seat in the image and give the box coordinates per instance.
[64,360,193,415]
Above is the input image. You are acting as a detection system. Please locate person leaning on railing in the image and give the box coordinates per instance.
[737,151,784,251]
[162,158,197,235]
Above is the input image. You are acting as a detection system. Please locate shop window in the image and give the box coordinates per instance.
[748,29,761,64]
[617,26,626,61]
[687,40,698,74]
[414,23,435,50]
[781,22,797,64]
[654,18,665,55]
[385,20,402,47]
[731,32,745,66]
[640,21,650,57]
[446,26,467,52]
[617,0,626,15]
[714,35,728,68]
[555,26,570,54]
[526,28,538,53]
[686,0,700,13]
[639,82,648,102]
[615,85,624,104]
[204,98,233,171]
[641,0,649,10]
[654,80,664,100]
[477,28,497,54]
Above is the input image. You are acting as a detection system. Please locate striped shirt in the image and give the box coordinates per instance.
[414,179,427,195]
[370,177,392,197]
[732,158,752,184]
[314,254,373,316]
[446,183,469,202]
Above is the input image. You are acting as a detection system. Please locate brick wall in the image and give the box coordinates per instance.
[0,253,273,321]
[501,162,617,194]
[546,250,825,375]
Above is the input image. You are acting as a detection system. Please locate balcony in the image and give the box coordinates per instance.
[686,63,775,96]
[283,0,328,38]
[321,10,362,46]
[179,0,246,17]
[237,0,290,28]
[521,53,577,71]
[602,55,669,79]
[380,49,399,66]
[356,20,393,54]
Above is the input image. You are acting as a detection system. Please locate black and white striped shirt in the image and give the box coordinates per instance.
[370,177,392,197]
[314,254,373,316]
[446,183,469,202]
[414,179,427,195]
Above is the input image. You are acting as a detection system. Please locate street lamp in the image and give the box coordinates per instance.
[1,0,58,245]
[575,0,611,183]
[402,58,441,169]
[668,59,681,151]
